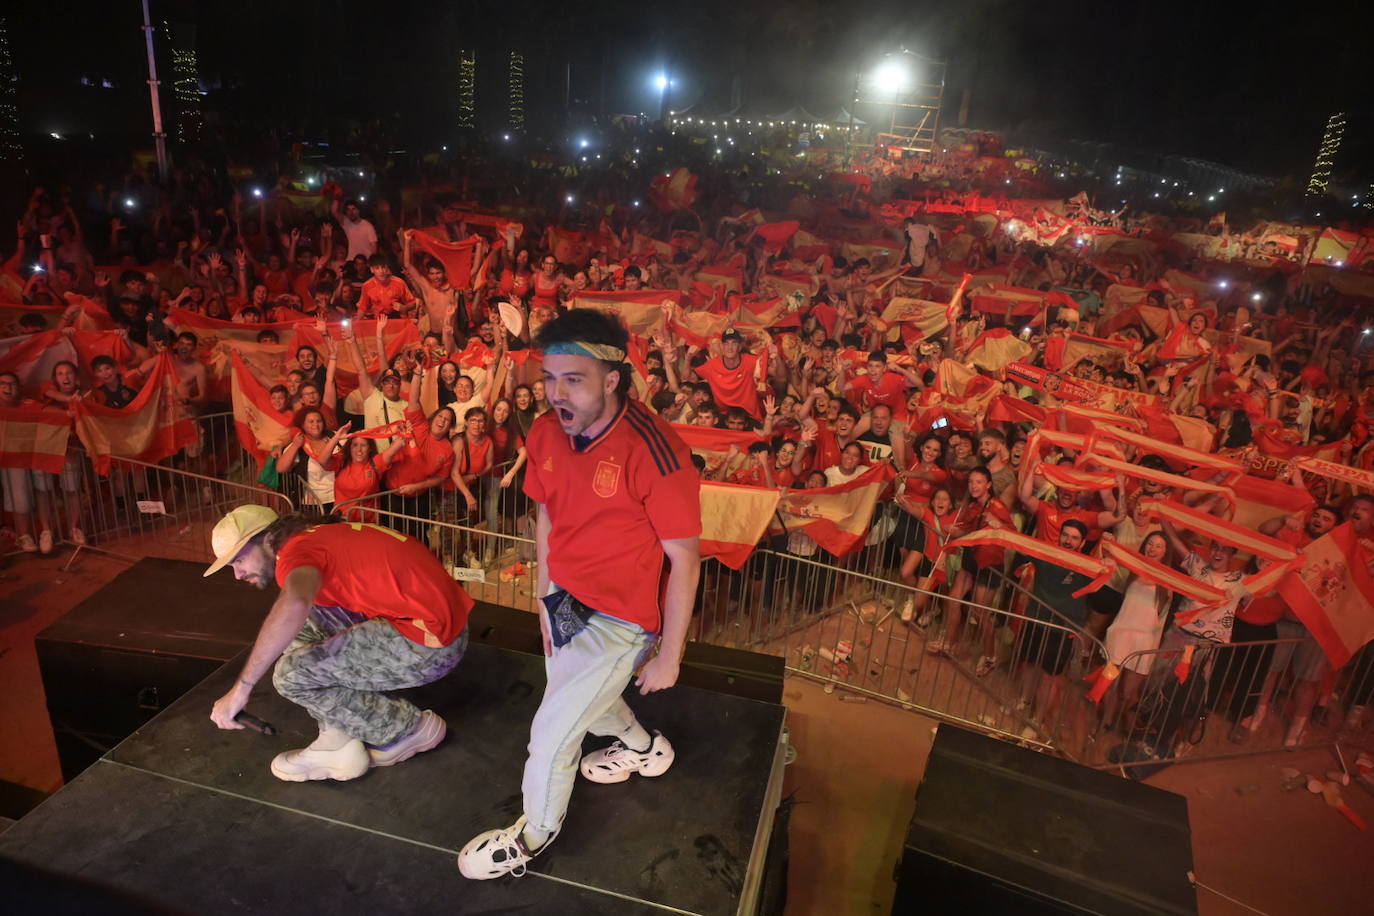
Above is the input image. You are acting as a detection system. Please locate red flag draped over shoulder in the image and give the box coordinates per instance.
[0,405,71,473]
[72,353,196,474]
[776,464,896,557]
[699,481,781,569]
[406,229,479,289]
[229,350,294,470]
[1278,523,1374,667]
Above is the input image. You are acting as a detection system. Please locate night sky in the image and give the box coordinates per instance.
[6,0,1370,179]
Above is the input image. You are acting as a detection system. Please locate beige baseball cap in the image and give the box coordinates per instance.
[204,504,280,577]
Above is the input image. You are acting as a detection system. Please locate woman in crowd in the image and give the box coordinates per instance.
[332,433,407,522]
[1101,531,1176,731]
[276,410,349,515]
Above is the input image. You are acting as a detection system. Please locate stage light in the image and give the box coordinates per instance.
[716,148,722,154]
[634,148,640,154]
[1207,195,1215,202]
[872,58,911,93]
[442,145,447,151]
[566,194,574,203]
[1251,292,1262,302]
[306,177,316,186]
[633,200,640,207]
[579,138,589,148]
[252,188,263,198]
[124,197,136,209]
[581,156,587,162]
[595,153,601,159]
[1335,260,1345,267]
[503,133,510,141]
[1218,280,1229,289]
[359,195,366,201]
[32,263,44,272]
[49,132,60,140]
[357,171,364,177]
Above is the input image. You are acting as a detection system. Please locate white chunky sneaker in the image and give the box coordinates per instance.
[368,710,446,767]
[579,731,675,784]
[38,530,53,555]
[458,815,553,880]
[270,728,370,782]
[18,533,37,553]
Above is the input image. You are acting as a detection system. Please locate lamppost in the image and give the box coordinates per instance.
[654,72,673,125]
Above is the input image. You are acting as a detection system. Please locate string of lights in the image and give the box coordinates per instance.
[0,17,21,162]
[457,49,476,130]
[507,50,524,131]
[1305,111,1345,198]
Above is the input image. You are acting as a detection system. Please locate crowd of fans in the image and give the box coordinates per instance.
[4,128,1374,757]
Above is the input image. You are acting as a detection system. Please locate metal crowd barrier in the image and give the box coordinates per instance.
[1073,636,1374,772]
[0,447,296,569]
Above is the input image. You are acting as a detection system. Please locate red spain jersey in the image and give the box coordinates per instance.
[275,522,472,647]
[696,353,762,418]
[523,398,701,632]
[849,372,910,418]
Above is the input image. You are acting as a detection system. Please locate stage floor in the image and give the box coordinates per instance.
[1,639,787,914]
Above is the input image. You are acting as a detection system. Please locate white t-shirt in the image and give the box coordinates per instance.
[905,223,933,267]
[1179,552,1247,644]
[823,465,864,487]
[363,389,407,448]
[340,217,379,260]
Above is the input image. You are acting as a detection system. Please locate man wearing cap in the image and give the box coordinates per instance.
[206,507,472,782]
[693,328,766,419]
[457,308,700,880]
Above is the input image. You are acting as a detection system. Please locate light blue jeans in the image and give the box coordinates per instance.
[522,609,655,836]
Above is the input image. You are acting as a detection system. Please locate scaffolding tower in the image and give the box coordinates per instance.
[853,50,945,158]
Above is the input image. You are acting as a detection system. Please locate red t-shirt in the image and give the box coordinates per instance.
[384,406,456,488]
[455,434,494,479]
[849,372,909,418]
[958,496,1014,567]
[523,399,702,632]
[333,454,391,508]
[1238,594,1286,626]
[1034,503,1103,546]
[275,522,472,647]
[358,276,416,317]
[696,353,762,418]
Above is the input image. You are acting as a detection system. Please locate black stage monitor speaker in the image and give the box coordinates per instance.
[36,557,276,782]
[893,725,1196,916]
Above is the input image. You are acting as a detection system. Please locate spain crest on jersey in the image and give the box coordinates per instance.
[593,459,621,498]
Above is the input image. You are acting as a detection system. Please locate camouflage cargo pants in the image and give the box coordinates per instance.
[272,606,467,746]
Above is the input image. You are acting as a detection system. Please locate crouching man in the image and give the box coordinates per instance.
[206,506,471,782]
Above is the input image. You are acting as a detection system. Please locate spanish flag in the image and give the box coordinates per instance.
[700,481,781,569]
[229,350,294,470]
[72,353,197,474]
[569,290,681,340]
[0,405,71,473]
[776,463,895,557]
[406,229,479,290]
[1278,523,1374,668]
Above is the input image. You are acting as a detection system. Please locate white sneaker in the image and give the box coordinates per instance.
[579,731,675,784]
[18,534,37,553]
[38,530,53,555]
[458,815,551,880]
[270,731,370,782]
[368,710,446,767]
[69,527,87,546]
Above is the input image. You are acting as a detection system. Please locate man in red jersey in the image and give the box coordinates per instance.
[206,507,471,782]
[459,309,701,881]
[694,328,765,418]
